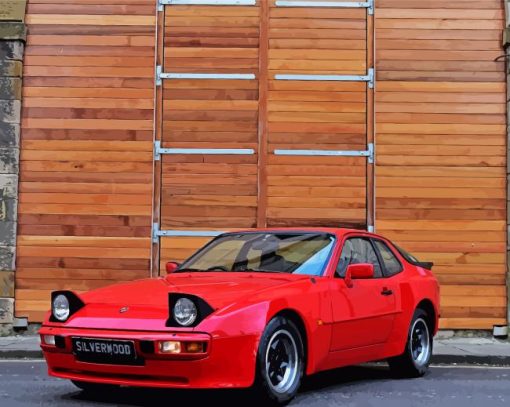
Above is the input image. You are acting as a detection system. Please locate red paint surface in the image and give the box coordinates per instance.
[41,228,440,389]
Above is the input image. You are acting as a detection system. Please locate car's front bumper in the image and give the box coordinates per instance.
[39,326,258,389]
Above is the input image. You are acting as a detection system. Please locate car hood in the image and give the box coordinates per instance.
[83,272,308,309]
[57,272,309,331]
[166,272,310,308]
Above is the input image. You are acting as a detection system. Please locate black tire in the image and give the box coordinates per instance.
[388,308,433,378]
[71,380,118,393]
[252,316,305,406]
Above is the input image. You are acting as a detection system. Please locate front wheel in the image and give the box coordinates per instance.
[252,316,305,406]
[388,309,433,378]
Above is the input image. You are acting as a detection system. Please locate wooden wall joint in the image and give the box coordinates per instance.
[366,7,375,232]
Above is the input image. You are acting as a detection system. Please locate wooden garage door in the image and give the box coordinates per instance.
[266,1,373,228]
[154,0,375,267]
[155,0,260,268]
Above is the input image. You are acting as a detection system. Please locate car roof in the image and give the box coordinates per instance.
[225,227,381,240]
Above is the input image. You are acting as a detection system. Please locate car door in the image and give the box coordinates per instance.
[329,236,398,352]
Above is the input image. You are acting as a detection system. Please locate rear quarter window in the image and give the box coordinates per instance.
[373,240,403,277]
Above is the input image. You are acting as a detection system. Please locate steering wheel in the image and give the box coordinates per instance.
[206,266,229,271]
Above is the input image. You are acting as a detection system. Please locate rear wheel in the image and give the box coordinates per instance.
[388,308,433,378]
[71,380,118,393]
[252,316,304,406]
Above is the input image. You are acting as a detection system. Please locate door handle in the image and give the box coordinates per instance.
[381,288,393,296]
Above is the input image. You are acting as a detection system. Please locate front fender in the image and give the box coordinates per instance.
[198,278,332,376]
[199,301,271,338]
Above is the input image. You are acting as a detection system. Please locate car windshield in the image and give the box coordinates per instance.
[177,232,336,276]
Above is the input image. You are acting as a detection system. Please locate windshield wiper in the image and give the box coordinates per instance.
[175,268,287,274]
[173,268,201,273]
[238,268,286,274]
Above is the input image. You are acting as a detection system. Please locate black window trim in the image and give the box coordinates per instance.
[370,238,404,278]
[393,243,434,270]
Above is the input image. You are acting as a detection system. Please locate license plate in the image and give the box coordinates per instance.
[72,337,143,366]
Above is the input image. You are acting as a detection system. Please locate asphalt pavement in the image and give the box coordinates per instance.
[0,360,509,407]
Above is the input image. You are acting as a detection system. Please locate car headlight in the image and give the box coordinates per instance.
[52,294,70,322]
[166,294,214,328]
[50,291,85,323]
[173,298,198,326]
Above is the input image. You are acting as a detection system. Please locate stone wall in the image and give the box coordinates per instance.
[0,1,26,331]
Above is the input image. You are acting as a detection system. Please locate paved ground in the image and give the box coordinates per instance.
[0,360,509,406]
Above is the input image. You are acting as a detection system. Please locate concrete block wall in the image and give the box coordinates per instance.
[0,1,26,330]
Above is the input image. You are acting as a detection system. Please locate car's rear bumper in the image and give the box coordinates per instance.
[39,326,258,389]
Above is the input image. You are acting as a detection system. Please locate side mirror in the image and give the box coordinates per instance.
[165,262,180,274]
[345,263,374,288]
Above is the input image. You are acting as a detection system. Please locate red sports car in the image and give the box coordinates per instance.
[40,228,439,405]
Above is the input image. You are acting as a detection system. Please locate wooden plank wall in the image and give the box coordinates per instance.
[375,0,507,329]
[16,0,508,330]
[16,0,156,321]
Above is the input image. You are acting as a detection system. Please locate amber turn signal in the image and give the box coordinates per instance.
[184,342,205,353]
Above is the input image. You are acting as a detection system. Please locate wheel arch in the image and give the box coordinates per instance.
[416,298,438,335]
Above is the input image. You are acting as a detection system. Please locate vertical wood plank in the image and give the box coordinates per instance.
[151,4,165,277]
[257,0,269,228]
[366,8,375,231]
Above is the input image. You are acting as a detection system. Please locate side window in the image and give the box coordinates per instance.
[373,240,403,277]
[336,238,383,278]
